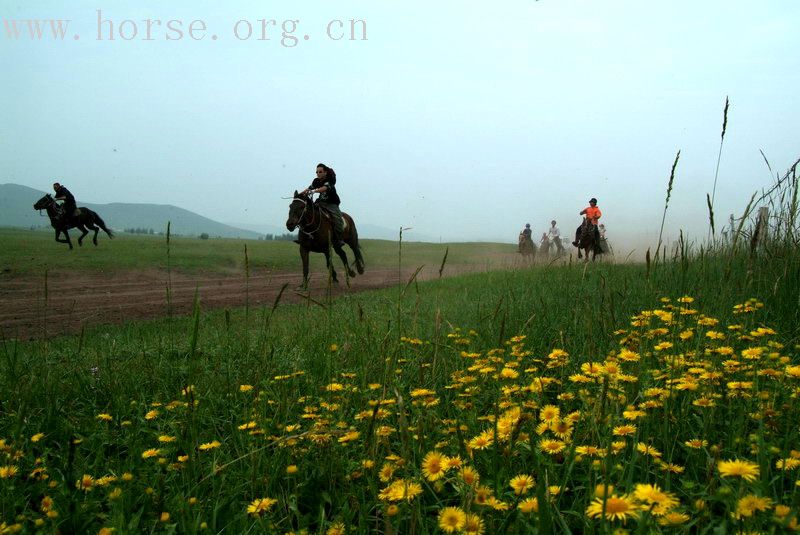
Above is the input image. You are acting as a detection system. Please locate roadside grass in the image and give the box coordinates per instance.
[2,239,799,533]
[0,228,514,277]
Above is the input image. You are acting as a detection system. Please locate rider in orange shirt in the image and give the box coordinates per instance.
[572,197,601,246]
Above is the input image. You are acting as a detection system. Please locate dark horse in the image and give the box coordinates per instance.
[286,191,365,288]
[33,194,114,249]
[576,218,601,262]
[518,233,536,262]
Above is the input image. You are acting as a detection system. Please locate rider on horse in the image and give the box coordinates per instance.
[519,223,532,252]
[548,220,564,253]
[300,163,345,248]
[53,182,78,223]
[572,197,602,246]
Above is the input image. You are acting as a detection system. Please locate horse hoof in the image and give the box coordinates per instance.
[356,264,365,275]
[348,270,356,278]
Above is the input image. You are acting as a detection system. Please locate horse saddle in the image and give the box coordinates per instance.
[319,209,349,232]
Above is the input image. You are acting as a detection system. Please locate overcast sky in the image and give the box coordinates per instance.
[2,0,798,244]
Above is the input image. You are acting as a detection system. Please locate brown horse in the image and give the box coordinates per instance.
[286,191,365,288]
[33,194,114,249]
[576,218,601,262]
[518,232,536,262]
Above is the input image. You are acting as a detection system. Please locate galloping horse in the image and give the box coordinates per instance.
[286,191,365,288]
[518,232,536,261]
[539,235,551,258]
[33,194,114,249]
[576,218,601,262]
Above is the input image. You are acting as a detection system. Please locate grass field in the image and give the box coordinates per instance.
[0,228,516,277]
[2,219,799,533]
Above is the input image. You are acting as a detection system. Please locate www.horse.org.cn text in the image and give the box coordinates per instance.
[2,10,368,47]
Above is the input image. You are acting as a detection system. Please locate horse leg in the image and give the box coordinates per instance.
[334,244,356,278]
[349,240,365,274]
[76,224,89,246]
[85,222,99,245]
[324,250,339,284]
[56,229,73,250]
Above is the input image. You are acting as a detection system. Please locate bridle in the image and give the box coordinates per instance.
[290,197,322,236]
[36,195,56,217]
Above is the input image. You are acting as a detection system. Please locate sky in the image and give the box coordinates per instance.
[2,0,799,245]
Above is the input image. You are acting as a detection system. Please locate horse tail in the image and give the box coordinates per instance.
[93,212,114,238]
[345,213,365,273]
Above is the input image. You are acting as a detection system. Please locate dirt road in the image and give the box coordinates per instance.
[0,265,482,340]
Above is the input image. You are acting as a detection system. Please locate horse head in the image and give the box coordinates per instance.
[33,194,54,211]
[286,191,312,231]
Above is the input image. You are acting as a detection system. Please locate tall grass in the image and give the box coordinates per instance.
[2,151,800,532]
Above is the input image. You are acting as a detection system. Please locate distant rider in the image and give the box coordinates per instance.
[540,232,550,250]
[519,223,532,252]
[572,197,602,246]
[300,163,345,248]
[548,220,564,253]
[53,182,78,221]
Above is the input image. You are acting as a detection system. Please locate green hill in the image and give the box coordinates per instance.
[1,183,262,239]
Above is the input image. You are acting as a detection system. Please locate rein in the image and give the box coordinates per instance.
[292,198,322,236]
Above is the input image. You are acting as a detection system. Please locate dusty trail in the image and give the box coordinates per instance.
[0,264,496,340]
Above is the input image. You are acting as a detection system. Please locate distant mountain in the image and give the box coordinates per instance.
[1,183,262,239]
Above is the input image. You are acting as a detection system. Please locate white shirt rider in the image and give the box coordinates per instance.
[548,221,561,241]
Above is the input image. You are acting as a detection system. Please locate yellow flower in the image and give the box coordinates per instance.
[239,384,254,392]
[613,425,636,437]
[464,513,485,534]
[338,431,360,444]
[421,451,447,481]
[509,474,535,495]
[633,483,679,514]
[684,438,707,449]
[326,523,346,535]
[658,511,690,525]
[539,439,566,455]
[539,405,560,422]
[0,465,18,478]
[518,497,539,513]
[636,443,662,458]
[499,367,519,379]
[96,413,113,421]
[378,479,423,502]
[158,435,176,443]
[468,430,494,450]
[31,433,45,442]
[198,440,221,451]
[586,494,639,523]
[76,474,95,491]
[145,410,159,420]
[460,466,480,486]
[776,458,800,470]
[159,512,170,523]
[438,507,467,533]
[246,497,277,517]
[735,494,772,518]
[718,459,760,482]
[141,448,161,459]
